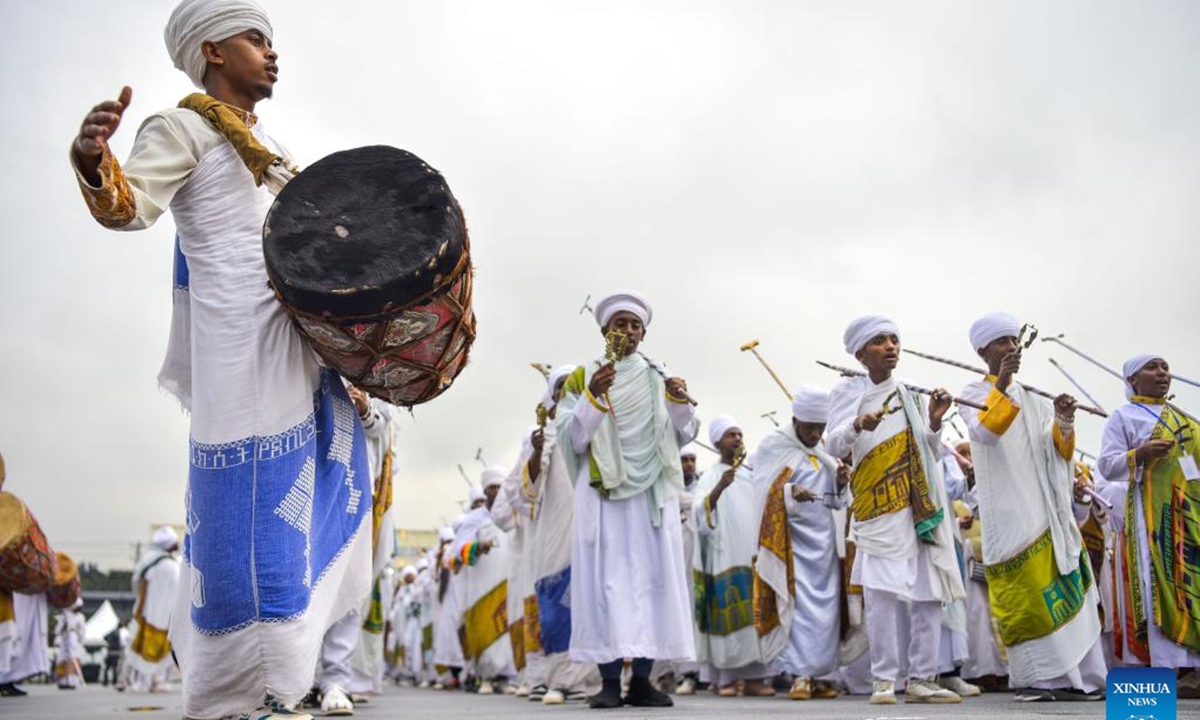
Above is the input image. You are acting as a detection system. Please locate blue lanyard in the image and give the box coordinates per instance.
[1133,402,1182,440]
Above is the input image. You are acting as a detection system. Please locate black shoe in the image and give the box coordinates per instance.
[1051,688,1105,701]
[0,683,27,697]
[300,686,321,708]
[588,680,623,709]
[624,677,674,708]
[1013,687,1055,702]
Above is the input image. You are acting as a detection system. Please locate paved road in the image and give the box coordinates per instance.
[10,682,1196,720]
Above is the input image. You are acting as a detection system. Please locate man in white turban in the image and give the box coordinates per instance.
[1100,354,1200,696]
[126,527,181,693]
[558,289,698,708]
[959,312,1105,701]
[690,417,773,696]
[826,316,964,705]
[655,442,704,695]
[752,385,849,701]
[70,3,373,717]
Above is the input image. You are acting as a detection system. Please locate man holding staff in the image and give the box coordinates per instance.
[958,312,1104,701]
[1099,355,1200,695]
[558,290,698,709]
[69,1,372,717]
[826,316,964,705]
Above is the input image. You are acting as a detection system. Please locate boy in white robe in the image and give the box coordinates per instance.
[960,312,1105,701]
[558,290,698,709]
[692,417,772,696]
[1099,354,1200,697]
[752,385,848,701]
[70,2,371,717]
[54,600,87,690]
[826,316,964,705]
[127,526,182,693]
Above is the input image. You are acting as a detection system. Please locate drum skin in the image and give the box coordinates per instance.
[264,146,476,406]
[0,492,56,595]
[47,552,81,609]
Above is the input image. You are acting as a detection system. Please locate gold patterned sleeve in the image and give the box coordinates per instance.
[70,113,201,232]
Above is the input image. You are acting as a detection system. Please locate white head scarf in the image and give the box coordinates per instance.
[415,557,430,572]
[593,290,652,328]
[481,466,506,489]
[679,443,699,459]
[969,312,1021,352]
[844,315,899,355]
[1123,354,1164,400]
[791,384,831,423]
[543,364,577,408]
[707,415,741,447]
[438,526,455,543]
[450,514,466,532]
[400,565,417,580]
[164,0,274,90]
[152,525,179,550]
[467,486,486,505]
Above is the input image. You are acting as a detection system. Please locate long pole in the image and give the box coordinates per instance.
[739,340,792,400]
[901,348,1107,418]
[815,360,988,411]
[1047,358,1107,414]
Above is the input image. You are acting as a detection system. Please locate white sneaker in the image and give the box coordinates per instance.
[417,681,431,689]
[542,689,566,705]
[905,677,962,704]
[514,684,531,697]
[477,681,495,695]
[939,675,981,697]
[870,680,896,705]
[676,677,696,696]
[320,686,355,716]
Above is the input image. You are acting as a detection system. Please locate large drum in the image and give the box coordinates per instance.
[47,551,81,609]
[263,146,475,406]
[0,491,56,594]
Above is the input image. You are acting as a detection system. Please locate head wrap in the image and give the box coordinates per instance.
[679,443,699,459]
[400,564,417,580]
[843,315,899,355]
[969,312,1021,352]
[439,526,455,543]
[450,514,466,531]
[415,557,430,572]
[593,290,652,328]
[468,486,486,505]
[1122,354,1164,399]
[707,415,741,447]
[71,598,85,611]
[791,384,831,423]
[481,467,505,489]
[164,0,274,90]
[543,364,577,408]
[152,525,179,550]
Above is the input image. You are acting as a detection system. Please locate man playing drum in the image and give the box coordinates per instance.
[69,1,372,718]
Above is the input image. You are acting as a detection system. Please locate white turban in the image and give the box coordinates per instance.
[844,315,899,355]
[543,364,577,408]
[707,415,741,447]
[969,312,1021,352]
[481,467,506,489]
[791,384,831,424]
[593,290,652,328]
[679,443,699,459]
[400,565,417,580]
[1122,354,1164,400]
[164,0,274,90]
[439,526,455,543]
[152,525,179,550]
[450,514,466,531]
[468,486,486,504]
[415,557,430,572]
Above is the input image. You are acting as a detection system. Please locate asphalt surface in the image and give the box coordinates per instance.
[9,681,1199,720]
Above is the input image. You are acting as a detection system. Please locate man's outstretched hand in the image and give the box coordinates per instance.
[73,86,132,184]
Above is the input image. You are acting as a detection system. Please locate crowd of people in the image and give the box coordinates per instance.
[9,0,1187,717]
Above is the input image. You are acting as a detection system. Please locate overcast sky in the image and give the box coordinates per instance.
[2,1,1197,568]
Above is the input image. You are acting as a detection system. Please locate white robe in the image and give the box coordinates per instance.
[74,109,372,717]
[562,355,698,663]
[692,462,763,670]
[0,593,48,684]
[1099,401,1200,669]
[962,380,1101,687]
[127,548,181,689]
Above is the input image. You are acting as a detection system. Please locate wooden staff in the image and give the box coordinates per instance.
[815,360,988,411]
[739,339,792,400]
[1047,358,1107,414]
[1043,334,1199,424]
[900,348,1108,418]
